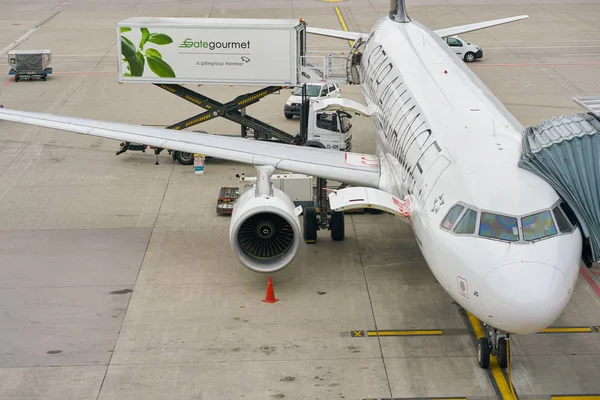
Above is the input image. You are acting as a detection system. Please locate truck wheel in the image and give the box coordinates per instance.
[303,206,318,244]
[330,210,345,241]
[284,113,293,119]
[464,52,476,63]
[175,151,194,165]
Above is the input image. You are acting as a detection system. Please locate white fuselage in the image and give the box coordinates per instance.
[358,16,582,334]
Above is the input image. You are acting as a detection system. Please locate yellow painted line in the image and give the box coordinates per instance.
[540,327,593,333]
[466,311,485,339]
[366,330,443,336]
[489,356,515,400]
[551,397,600,400]
[465,312,516,400]
[333,6,354,47]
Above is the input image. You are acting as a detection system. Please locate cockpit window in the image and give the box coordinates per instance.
[521,210,558,241]
[559,202,579,227]
[441,204,464,230]
[454,209,477,234]
[552,205,573,233]
[479,212,519,241]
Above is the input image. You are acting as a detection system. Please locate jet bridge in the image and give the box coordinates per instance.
[518,96,600,267]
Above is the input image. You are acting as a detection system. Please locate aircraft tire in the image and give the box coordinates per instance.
[477,337,490,369]
[497,337,508,368]
[303,206,318,244]
[175,151,194,165]
[330,210,345,241]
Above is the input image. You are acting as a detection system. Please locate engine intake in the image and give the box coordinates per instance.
[237,212,295,260]
[229,185,301,273]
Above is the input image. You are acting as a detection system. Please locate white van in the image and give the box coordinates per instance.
[284,82,341,119]
[445,36,483,62]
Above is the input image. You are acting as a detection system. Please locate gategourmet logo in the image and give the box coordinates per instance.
[179,38,251,50]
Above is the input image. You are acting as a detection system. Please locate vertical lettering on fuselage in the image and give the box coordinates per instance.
[359,38,447,205]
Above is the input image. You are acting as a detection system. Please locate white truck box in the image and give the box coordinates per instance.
[239,173,313,202]
[116,17,305,86]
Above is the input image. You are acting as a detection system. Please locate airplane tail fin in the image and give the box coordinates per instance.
[390,0,411,23]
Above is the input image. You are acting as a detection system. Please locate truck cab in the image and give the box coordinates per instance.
[303,97,371,152]
[444,35,483,62]
[305,109,352,151]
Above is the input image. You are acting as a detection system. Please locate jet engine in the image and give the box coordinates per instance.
[229,167,302,273]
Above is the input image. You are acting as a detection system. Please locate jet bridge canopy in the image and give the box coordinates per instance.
[518,103,600,266]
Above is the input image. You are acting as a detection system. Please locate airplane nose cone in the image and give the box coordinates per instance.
[482,262,569,334]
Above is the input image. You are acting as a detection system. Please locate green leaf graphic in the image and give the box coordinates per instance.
[147,55,175,78]
[135,51,145,76]
[121,36,145,76]
[139,28,150,49]
[147,33,173,45]
[120,27,131,33]
[145,48,162,59]
[121,36,136,58]
[123,73,131,76]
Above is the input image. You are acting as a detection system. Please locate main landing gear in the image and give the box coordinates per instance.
[302,177,345,243]
[477,325,509,369]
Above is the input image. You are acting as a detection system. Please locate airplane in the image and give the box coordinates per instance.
[0,0,584,370]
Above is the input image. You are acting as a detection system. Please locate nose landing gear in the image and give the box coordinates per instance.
[477,325,509,369]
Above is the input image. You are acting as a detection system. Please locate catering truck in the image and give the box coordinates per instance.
[113,17,361,163]
[116,17,311,86]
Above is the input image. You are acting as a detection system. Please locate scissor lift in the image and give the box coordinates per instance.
[116,83,311,164]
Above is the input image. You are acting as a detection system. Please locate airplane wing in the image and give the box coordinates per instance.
[0,108,380,188]
[306,27,369,41]
[433,15,529,38]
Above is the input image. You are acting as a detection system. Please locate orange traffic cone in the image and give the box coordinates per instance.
[262,275,279,303]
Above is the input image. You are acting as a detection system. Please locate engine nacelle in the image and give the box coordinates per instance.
[229,185,302,273]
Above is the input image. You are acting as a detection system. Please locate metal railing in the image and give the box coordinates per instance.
[299,52,349,84]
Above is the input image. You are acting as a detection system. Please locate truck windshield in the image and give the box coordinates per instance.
[293,85,321,97]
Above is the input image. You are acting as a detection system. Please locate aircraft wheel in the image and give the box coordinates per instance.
[497,337,508,368]
[303,206,318,243]
[477,337,490,369]
[464,52,476,63]
[175,151,194,165]
[330,210,345,241]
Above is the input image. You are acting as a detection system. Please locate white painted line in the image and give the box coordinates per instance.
[0,9,61,56]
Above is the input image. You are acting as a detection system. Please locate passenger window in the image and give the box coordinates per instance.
[454,209,477,234]
[552,206,573,233]
[522,210,558,241]
[479,212,519,241]
[441,204,464,230]
[321,86,329,95]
